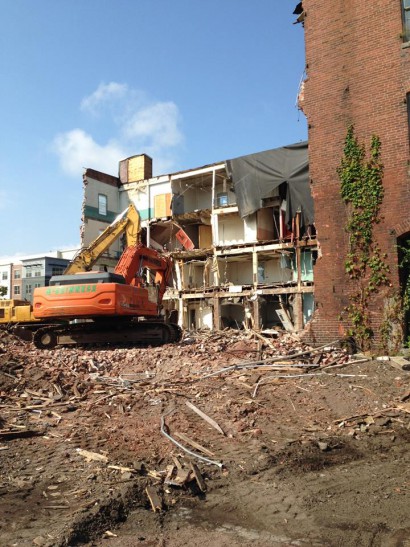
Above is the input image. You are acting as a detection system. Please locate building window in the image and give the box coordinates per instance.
[2,272,7,280]
[34,270,41,277]
[52,266,65,276]
[34,283,41,289]
[14,270,21,279]
[26,285,32,295]
[26,271,32,278]
[14,285,20,296]
[403,0,410,42]
[98,194,108,216]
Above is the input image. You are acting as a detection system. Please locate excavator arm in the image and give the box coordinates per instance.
[114,243,172,304]
[65,203,141,274]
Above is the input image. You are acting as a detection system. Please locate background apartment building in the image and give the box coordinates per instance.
[0,253,72,303]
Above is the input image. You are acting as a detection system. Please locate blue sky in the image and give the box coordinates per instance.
[0,0,306,258]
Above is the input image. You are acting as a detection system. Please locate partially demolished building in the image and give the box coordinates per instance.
[82,144,316,332]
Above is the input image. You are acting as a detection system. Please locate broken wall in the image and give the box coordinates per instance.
[302,0,410,344]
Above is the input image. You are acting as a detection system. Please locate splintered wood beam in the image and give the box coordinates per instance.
[145,486,162,512]
[175,431,215,457]
[185,401,225,436]
[190,463,207,492]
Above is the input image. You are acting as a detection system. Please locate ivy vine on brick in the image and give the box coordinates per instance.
[337,125,390,348]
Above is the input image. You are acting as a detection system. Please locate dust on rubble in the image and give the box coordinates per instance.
[0,328,410,546]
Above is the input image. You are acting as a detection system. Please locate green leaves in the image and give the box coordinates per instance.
[338,126,389,348]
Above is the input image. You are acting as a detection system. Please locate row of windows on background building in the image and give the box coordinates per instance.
[3,266,65,280]
[12,284,41,296]
[26,271,41,278]
[2,270,39,279]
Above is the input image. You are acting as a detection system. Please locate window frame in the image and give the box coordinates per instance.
[403,0,410,42]
[98,193,108,216]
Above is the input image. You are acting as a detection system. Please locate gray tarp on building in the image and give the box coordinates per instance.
[226,141,314,229]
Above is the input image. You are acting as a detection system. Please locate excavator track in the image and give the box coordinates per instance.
[1,322,63,342]
[33,321,182,350]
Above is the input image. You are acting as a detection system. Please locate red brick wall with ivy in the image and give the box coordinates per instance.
[301,0,410,347]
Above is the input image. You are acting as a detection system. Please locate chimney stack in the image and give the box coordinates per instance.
[119,154,153,184]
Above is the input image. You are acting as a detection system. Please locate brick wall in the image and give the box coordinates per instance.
[301,0,410,346]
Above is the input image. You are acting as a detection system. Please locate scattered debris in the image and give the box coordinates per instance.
[160,414,223,468]
[0,328,409,545]
[76,449,108,463]
[389,356,410,371]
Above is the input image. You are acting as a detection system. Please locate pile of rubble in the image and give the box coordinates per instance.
[0,328,363,450]
[1,327,410,545]
[0,328,356,410]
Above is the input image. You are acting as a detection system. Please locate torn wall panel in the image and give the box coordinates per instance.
[226,142,314,230]
[217,216,245,246]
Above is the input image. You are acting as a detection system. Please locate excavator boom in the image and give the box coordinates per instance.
[65,203,141,274]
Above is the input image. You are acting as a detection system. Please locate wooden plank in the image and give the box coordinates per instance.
[76,448,108,463]
[0,429,41,440]
[276,309,295,332]
[164,464,176,485]
[199,225,212,248]
[175,431,215,457]
[190,463,207,492]
[185,401,225,436]
[172,456,183,469]
[172,468,192,486]
[145,486,162,512]
[154,193,172,217]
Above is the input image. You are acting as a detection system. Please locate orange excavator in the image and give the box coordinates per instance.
[32,204,181,349]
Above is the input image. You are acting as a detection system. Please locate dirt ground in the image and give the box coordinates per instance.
[1,329,410,547]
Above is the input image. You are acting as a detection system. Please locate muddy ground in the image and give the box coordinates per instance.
[0,329,410,546]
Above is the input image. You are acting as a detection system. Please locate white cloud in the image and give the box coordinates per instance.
[80,82,128,114]
[53,83,184,177]
[124,102,183,149]
[53,129,126,176]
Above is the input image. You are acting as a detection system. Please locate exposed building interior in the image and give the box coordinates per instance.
[82,144,317,333]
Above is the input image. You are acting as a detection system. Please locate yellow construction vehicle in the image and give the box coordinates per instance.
[0,299,38,324]
[0,299,43,340]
